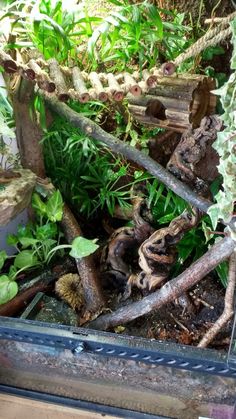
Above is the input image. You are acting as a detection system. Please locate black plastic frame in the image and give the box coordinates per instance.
[0,316,236,378]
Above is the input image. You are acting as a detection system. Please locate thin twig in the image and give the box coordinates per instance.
[169,313,189,332]
[198,251,236,348]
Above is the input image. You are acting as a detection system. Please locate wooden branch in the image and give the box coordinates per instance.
[48,59,69,102]
[19,64,36,81]
[88,72,108,102]
[44,96,211,213]
[0,48,18,73]
[89,236,235,330]
[124,73,142,96]
[12,79,45,177]
[142,69,158,88]
[0,282,52,317]
[72,67,90,103]
[107,73,124,102]
[60,204,105,316]
[28,59,56,93]
[198,251,236,348]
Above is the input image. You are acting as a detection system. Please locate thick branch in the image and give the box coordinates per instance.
[60,205,105,315]
[12,79,45,177]
[44,96,211,213]
[89,236,235,330]
[198,251,236,348]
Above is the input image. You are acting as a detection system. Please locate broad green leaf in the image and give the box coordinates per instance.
[46,190,64,222]
[70,237,99,259]
[35,223,58,240]
[7,234,18,246]
[14,250,39,269]
[32,193,47,216]
[0,250,7,270]
[19,237,39,248]
[0,277,18,305]
[8,265,17,281]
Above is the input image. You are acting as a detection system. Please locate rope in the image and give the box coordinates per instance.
[174,26,233,67]
[173,11,236,67]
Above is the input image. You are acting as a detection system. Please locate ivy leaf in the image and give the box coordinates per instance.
[69,237,99,259]
[14,250,39,269]
[207,204,220,230]
[46,190,64,222]
[0,250,7,270]
[0,276,18,305]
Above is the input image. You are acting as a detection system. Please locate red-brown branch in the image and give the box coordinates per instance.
[60,205,105,316]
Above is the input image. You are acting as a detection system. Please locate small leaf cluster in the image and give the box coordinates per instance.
[0,189,99,305]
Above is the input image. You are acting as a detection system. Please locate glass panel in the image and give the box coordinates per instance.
[1,338,236,418]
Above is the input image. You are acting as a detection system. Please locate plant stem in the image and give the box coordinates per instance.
[89,236,235,331]
[44,96,211,214]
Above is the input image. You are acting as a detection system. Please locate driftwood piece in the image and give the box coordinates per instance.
[107,73,124,102]
[28,59,56,93]
[89,236,235,330]
[72,67,90,103]
[88,72,108,102]
[48,59,69,102]
[131,208,200,292]
[198,251,236,348]
[167,115,222,189]
[60,205,105,318]
[44,96,211,213]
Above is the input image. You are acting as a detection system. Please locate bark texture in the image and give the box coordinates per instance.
[11,78,45,177]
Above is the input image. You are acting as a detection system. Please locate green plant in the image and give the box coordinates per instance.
[87,0,191,71]
[42,110,135,217]
[0,189,99,305]
[0,0,101,64]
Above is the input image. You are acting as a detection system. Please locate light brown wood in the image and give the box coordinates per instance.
[0,393,123,419]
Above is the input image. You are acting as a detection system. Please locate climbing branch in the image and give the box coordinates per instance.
[44,96,211,214]
[61,204,105,318]
[198,251,236,348]
[88,236,235,330]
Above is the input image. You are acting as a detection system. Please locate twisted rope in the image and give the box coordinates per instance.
[173,11,236,67]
